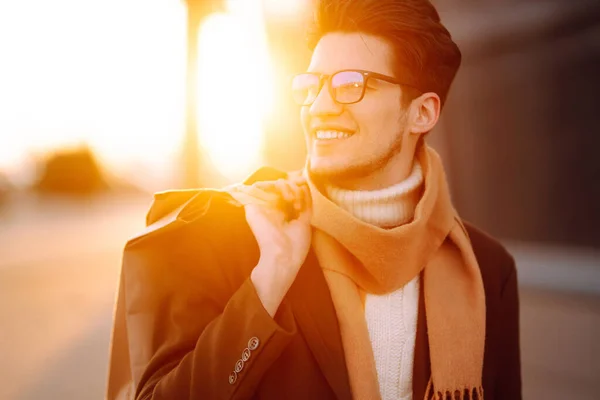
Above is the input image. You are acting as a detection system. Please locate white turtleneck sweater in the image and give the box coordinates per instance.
[324,162,424,400]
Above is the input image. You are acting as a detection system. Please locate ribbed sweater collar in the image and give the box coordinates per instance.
[323,161,423,228]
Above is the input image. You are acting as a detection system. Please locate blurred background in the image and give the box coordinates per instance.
[0,0,599,398]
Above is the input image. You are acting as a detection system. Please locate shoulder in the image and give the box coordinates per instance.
[125,166,291,270]
[145,189,202,225]
[142,166,288,229]
[122,191,255,302]
[464,222,517,299]
[126,188,233,249]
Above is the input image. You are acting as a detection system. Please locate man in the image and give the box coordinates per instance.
[106,0,521,399]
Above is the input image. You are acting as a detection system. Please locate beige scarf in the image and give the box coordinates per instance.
[231,145,485,400]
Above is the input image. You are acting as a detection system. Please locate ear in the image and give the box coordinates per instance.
[408,92,441,135]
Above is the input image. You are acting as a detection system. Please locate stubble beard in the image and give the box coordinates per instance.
[307,136,403,187]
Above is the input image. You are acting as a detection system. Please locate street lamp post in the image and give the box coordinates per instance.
[182,0,224,188]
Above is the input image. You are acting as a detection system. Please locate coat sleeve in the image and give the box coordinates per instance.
[127,231,297,400]
[494,256,523,399]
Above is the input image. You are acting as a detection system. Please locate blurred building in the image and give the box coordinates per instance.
[432,0,600,249]
[34,147,108,195]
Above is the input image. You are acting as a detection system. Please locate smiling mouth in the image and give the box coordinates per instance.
[314,129,355,141]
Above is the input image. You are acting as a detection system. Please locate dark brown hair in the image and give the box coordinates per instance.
[308,0,462,106]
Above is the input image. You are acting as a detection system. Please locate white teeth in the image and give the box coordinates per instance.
[315,130,352,140]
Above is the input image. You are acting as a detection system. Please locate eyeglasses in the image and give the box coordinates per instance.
[291,69,415,106]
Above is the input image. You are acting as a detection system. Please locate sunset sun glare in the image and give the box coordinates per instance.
[197,0,274,181]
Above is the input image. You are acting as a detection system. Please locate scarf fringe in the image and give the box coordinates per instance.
[425,378,484,400]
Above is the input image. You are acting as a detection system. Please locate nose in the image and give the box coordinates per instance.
[309,82,343,117]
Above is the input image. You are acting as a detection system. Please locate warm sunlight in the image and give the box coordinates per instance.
[0,0,187,190]
[0,0,278,189]
[198,0,274,181]
[262,0,307,19]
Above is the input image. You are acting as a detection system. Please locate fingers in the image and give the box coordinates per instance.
[283,177,310,215]
[297,183,312,223]
[275,179,295,205]
[284,179,304,212]
[251,176,309,219]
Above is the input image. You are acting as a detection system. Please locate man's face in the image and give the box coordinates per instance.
[301,32,409,181]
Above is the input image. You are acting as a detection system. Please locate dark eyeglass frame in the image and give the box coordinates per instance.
[292,69,419,106]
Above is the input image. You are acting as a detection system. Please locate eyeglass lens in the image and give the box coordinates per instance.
[292,71,365,105]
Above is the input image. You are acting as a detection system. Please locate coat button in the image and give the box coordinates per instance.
[242,348,251,362]
[228,372,237,385]
[248,337,260,351]
[234,359,244,373]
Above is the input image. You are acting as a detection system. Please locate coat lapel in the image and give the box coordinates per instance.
[413,272,432,399]
[289,256,431,400]
[287,250,352,400]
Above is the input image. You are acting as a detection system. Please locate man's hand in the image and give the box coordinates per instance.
[245,175,312,317]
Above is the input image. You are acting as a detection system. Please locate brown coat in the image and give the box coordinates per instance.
[107,168,521,400]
